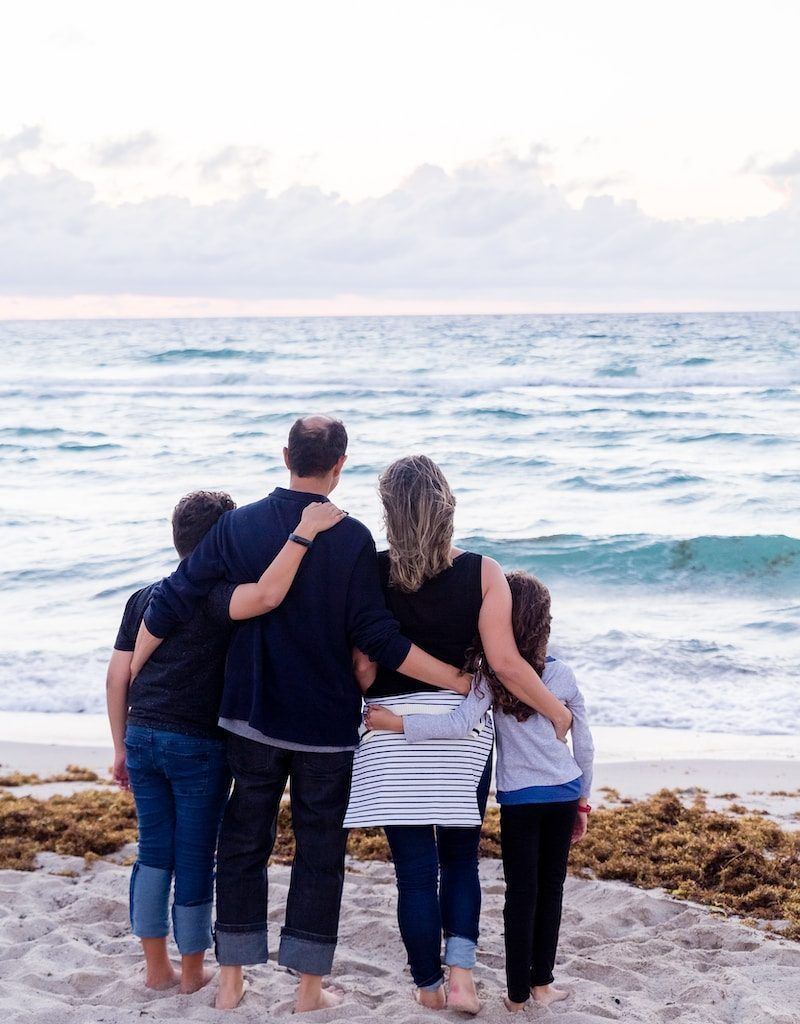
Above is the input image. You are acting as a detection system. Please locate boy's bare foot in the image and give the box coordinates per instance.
[215,966,246,1010]
[503,996,527,1013]
[145,964,180,991]
[294,985,345,1013]
[142,937,180,990]
[181,964,216,994]
[414,986,447,1010]
[532,984,569,1006]
[447,967,481,1014]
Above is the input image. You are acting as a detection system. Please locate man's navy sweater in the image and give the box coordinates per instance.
[144,487,411,750]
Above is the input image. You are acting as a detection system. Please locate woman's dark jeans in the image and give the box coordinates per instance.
[383,756,492,990]
[500,799,578,1003]
[125,725,231,955]
[214,733,354,976]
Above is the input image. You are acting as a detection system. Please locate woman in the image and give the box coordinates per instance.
[344,456,572,1012]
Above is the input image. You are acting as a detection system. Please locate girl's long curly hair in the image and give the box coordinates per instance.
[468,571,552,722]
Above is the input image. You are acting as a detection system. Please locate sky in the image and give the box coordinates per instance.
[1,0,798,318]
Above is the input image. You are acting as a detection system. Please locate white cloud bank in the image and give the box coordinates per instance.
[0,155,798,316]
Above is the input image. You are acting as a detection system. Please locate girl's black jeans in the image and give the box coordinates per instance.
[500,799,579,1003]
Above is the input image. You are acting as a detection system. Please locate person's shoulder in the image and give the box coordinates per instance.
[124,581,159,615]
[542,657,578,693]
[336,513,373,543]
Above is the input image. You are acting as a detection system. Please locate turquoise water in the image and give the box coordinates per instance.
[1,312,799,733]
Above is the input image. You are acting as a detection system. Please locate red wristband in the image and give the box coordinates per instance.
[578,803,592,813]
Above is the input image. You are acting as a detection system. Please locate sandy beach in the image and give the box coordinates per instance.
[2,713,799,1024]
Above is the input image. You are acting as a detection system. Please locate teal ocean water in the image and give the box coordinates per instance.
[1,312,798,734]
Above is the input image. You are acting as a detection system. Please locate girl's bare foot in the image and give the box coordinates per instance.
[414,986,447,1010]
[503,996,527,1013]
[215,966,246,1010]
[447,967,481,1014]
[532,984,569,1006]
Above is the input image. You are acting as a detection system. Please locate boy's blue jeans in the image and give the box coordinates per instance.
[125,725,231,955]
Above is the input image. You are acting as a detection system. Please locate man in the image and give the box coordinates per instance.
[133,415,467,1013]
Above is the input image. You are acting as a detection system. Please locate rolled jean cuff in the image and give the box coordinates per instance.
[173,901,213,955]
[444,934,477,970]
[130,862,171,939]
[215,924,268,966]
[278,930,336,977]
[419,977,445,992]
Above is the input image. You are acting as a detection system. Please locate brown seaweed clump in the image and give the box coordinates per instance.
[0,789,137,869]
[564,789,800,940]
[0,765,107,787]
[1,786,798,941]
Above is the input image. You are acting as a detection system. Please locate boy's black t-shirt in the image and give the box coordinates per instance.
[115,580,237,738]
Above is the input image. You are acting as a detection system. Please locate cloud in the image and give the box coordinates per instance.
[763,151,800,177]
[93,131,159,166]
[0,125,43,160]
[0,156,798,309]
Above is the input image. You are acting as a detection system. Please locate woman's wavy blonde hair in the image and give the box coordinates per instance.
[379,455,456,592]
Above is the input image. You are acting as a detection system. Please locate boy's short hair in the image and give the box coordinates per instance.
[172,490,236,559]
[286,416,348,478]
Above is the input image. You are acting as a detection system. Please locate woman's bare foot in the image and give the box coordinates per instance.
[503,996,527,1013]
[531,984,569,1006]
[215,966,246,1010]
[414,986,447,1010]
[294,982,345,1013]
[447,967,481,1014]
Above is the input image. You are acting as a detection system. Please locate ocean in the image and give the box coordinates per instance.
[1,312,798,736]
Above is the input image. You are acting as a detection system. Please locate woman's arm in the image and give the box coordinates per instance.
[228,502,347,620]
[106,648,133,790]
[478,558,572,740]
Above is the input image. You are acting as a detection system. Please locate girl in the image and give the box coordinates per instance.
[106,491,345,994]
[344,457,572,1013]
[366,571,593,1012]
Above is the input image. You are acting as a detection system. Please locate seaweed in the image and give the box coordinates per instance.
[1,786,798,940]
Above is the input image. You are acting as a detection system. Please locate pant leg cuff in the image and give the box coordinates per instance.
[130,862,171,939]
[215,926,269,966]
[173,901,213,955]
[278,931,336,977]
[444,934,477,970]
[419,977,445,992]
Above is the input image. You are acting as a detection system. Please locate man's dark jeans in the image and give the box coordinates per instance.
[214,733,353,976]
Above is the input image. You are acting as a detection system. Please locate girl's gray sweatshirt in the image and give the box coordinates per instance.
[403,658,594,799]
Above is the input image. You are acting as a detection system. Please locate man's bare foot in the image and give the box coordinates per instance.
[532,984,569,1006]
[215,966,245,1010]
[294,985,345,1013]
[414,986,447,1010]
[447,967,481,1014]
[145,964,180,991]
[181,964,216,994]
[503,996,527,1013]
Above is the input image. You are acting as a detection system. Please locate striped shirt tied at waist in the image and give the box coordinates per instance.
[343,689,494,828]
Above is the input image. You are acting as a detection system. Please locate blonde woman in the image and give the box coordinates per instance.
[344,456,572,1013]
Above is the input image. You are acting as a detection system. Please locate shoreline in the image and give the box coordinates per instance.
[2,711,799,828]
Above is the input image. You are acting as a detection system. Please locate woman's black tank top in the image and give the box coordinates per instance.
[367,549,484,698]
